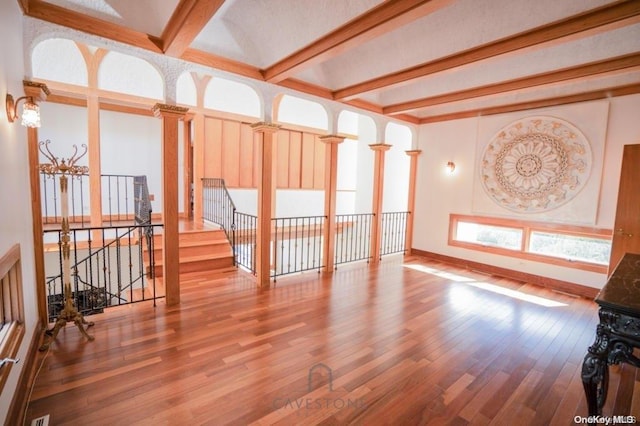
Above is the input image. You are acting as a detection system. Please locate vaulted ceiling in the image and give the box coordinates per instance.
[18,0,640,124]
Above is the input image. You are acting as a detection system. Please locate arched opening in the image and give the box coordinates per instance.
[32,38,87,86]
[203,77,260,118]
[276,95,329,131]
[98,51,163,99]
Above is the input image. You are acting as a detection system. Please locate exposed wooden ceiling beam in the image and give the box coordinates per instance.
[180,48,263,80]
[334,0,640,100]
[25,0,163,53]
[384,53,640,114]
[262,0,453,83]
[344,98,384,114]
[161,0,225,56]
[418,82,640,124]
[277,80,420,123]
[278,79,333,100]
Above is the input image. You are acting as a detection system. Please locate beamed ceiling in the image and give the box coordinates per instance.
[18,0,640,124]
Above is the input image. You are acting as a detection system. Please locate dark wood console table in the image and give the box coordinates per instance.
[582,252,640,415]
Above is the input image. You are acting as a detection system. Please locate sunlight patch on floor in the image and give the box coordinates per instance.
[466,281,566,307]
[403,264,475,282]
[403,263,567,307]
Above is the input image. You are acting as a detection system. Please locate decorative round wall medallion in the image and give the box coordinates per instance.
[480,116,592,213]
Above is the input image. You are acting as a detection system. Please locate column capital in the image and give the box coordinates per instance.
[250,121,281,133]
[369,143,392,152]
[319,134,344,145]
[23,80,50,102]
[405,149,422,157]
[152,103,189,119]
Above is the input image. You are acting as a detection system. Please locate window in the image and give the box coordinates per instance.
[449,214,612,273]
[0,244,25,392]
[529,232,611,265]
[455,221,522,251]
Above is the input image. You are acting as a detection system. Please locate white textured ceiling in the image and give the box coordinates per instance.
[27,0,640,123]
[192,0,386,68]
[45,0,180,36]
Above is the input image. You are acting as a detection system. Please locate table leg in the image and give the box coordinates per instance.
[581,324,610,416]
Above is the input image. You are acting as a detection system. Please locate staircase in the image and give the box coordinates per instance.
[144,227,235,278]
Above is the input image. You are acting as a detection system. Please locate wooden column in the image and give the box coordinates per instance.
[79,45,107,228]
[192,113,205,221]
[24,81,50,328]
[369,143,391,264]
[87,94,102,228]
[152,103,188,306]
[182,116,193,219]
[191,73,210,222]
[320,135,344,273]
[251,122,280,287]
[404,150,422,255]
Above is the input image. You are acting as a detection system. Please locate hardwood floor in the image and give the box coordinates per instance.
[24,256,639,425]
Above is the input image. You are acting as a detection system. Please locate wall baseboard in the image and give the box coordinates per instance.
[6,328,43,426]
[411,248,600,299]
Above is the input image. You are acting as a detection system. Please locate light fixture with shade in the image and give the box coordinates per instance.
[445,161,456,174]
[5,93,41,127]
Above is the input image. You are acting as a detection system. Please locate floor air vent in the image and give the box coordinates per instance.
[31,414,50,426]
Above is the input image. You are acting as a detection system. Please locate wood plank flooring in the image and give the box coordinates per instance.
[24,256,639,425]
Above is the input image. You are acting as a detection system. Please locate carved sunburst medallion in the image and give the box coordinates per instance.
[481,117,592,212]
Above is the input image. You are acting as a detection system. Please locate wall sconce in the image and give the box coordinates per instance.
[6,93,41,128]
[445,161,456,174]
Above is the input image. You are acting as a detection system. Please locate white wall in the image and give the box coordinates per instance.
[413,95,640,289]
[38,103,90,217]
[100,110,165,214]
[37,105,172,217]
[354,115,376,213]
[0,1,39,420]
[383,123,412,212]
[228,188,257,215]
[276,190,324,217]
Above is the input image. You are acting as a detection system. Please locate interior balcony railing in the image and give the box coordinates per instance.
[234,212,257,274]
[202,178,257,273]
[380,211,410,258]
[335,213,374,267]
[41,172,145,227]
[43,223,163,323]
[202,177,409,281]
[272,215,326,280]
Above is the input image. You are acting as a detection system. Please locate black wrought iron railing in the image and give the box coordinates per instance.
[380,211,409,257]
[202,178,258,274]
[335,213,374,267]
[202,178,235,242]
[103,174,138,225]
[44,223,163,322]
[41,171,87,225]
[234,212,257,273]
[272,215,325,279]
[201,178,409,279]
[41,172,145,227]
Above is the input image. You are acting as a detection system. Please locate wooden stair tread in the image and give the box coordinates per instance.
[154,253,233,264]
[151,239,230,248]
[144,225,235,278]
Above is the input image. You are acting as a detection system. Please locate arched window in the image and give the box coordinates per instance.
[176,72,198,107]
[32,38,87,86]
[98,51,163,99]
[276,95,328,131]
[203,77,260,118]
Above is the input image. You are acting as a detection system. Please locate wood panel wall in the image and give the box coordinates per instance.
[203,117,325,189]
